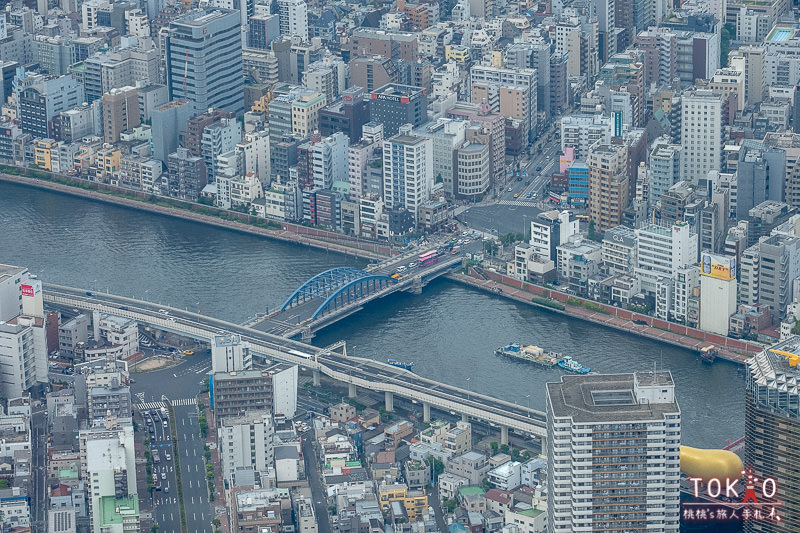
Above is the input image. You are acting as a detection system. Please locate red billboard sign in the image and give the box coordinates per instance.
[20,284,34,297]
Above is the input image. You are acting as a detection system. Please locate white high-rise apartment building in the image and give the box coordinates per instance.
[218,411,275,479]
[278,0,308,39]
[382,132,434,222]
[560,114,613,160]
[680,89,722,184]
[635,222,698,294]
[211,333,252,373]
[313,132,349,190]
[546,371,681,533]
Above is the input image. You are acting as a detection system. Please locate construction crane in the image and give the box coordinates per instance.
[769,348,800,367]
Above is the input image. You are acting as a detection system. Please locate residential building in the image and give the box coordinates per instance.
[560,115,613,160]
[735,142,786,220]
[167,148,208,201]
[602,226,638,274]
[382,132,433,223]
[546,371,680,532]
[277,0,308,39]
[218,411,274,479]
[412,118,467,198]
[446,452,490,485]
[455,142,490,198]
[97,314,139,358]
[165,9,244,115]
[648,141,681,206]
[58,314,90,358]
[446,102,506,189]
[588,144,629,233]
[151,99,193,164]
[470,65,537,142]
[14,71,85,138]
[88,382,132,422]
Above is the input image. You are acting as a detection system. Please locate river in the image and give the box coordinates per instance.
[0,181,744,448]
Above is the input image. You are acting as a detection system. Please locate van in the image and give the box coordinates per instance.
[397,266,407,273]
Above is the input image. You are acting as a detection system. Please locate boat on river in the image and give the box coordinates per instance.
[495,343,560,368]
[558,355,590,374]
[387,358,414,370]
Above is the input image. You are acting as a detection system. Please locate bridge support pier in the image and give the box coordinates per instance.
[312,369,321,387]
[462,413,468,423]
[410,276,423,295]
[385,391,394,412]
[423,402,431,423]
[302,327,314,342]
[500,425,509,446]
[348,383,357,398]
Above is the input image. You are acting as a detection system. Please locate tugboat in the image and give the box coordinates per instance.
[495,344,560,368]
[558,355,591,374]
[387,358,414,370]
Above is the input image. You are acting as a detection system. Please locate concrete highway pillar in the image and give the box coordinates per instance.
[423,402,431,423]
[500,425,509,446]
[462,413,468,423]
[312,369,321,387]
[348,383,357,398]
[385,391,394,412]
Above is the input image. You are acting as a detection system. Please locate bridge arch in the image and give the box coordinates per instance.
[280,268,397,317]
[311,275,398,319]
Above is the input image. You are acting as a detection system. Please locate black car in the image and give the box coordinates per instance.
[536,166,542,171]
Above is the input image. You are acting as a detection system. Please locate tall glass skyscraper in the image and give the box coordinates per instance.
[165,9,244,116]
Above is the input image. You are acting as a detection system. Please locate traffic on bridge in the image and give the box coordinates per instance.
[43,283,546,441]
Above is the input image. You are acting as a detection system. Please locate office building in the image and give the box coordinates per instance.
[369,84,428,137]
[201,116,242,181]
[588,144,629,233]
[470,65,537,142]
[211,333,252,374]
[635,222,698,294]
[740,234,800,323]
[634,28,677,88]
[88,382,132,422]
[455,142,490,199]
[736,143,786,220]
[80,424,137,533]
[102,87,140,144]
[413,118,467,198]
[312,132,349,190]
[382,132,433,222]
[82,47,160,103]
[14,71,85,138]
[151,100,193,164]
[546,371,680,532]
[446,102,506,189]
[680,90,722,184]
[319,87,370,143]
[560,115,613,160]
[218,411,274,479]
[211,363,298,419]
[745,337,800,533]
[247,14,280,49]
[277,0,308,39]
[165,9,244,115]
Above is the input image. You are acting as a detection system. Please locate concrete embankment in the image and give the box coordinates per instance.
[447,269,759,364]
[0,172,391,261]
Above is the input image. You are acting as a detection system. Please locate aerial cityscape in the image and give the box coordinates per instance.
[5,0,800,529]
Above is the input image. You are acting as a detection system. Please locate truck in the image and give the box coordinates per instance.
[152,450,161,464]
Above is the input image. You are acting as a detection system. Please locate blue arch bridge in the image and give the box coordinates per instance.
[280,267,398,320]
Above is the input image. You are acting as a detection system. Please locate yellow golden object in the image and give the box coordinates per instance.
[680,446,743,483]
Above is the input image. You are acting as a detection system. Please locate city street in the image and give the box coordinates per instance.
[150,408,181,533]
[301,433,331,533]
[174,404,214,533]
[31,409,47,531]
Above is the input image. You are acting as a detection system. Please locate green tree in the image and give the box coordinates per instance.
[720,25,731,67]
[442,498,458,513]
[484,240,498,255]
[151,523,160,533]
[490,441,499,455]
[212,518,221,527]
[427,457,445,481]
[587,220,602,242]
[500,444,510,455]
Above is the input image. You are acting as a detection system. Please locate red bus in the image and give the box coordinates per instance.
[418,251,439,266]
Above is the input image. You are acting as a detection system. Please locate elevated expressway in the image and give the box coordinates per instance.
[44,284,546,443]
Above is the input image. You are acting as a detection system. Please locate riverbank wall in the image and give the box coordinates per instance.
[447,268,761,364]
[0,171,391,261]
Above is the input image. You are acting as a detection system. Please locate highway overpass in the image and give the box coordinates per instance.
[44,284,546,441]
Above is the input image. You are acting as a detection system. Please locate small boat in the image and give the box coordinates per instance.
[558,355,590,374]
[700,345,716,364]
[495,344,559,368]
[387,358,414,370]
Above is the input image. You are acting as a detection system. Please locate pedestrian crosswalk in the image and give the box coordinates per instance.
[136,397,196,410]
[498,199,542,207]
[170,398,196,406]
[135,392,145,402]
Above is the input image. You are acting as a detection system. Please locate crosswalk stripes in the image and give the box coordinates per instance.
[498,199,540,207]
[137,401,165,410]
[170,398,197,406]
[135,392,145,402]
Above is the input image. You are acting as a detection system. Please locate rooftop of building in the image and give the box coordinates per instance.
[173,8,236,26]
[97,495,139,526]
[546,371,679,422]
[0,264,26,285]
[371,83,425,98]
